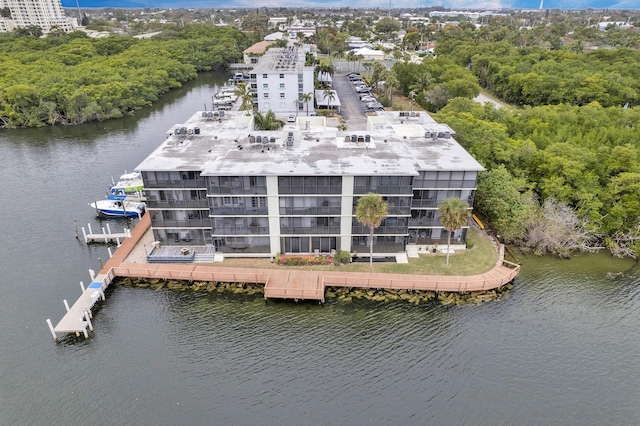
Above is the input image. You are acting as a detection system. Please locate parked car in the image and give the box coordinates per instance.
[360,95,376,102]
[355,86,370,93]
[287,114,296,123]
[347,72,360,77]
[365,102,384,111]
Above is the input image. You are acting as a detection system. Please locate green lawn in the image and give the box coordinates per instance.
[219,228,499,276]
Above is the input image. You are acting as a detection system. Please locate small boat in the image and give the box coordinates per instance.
[89,197,145,218]
[228,72,249,84]
[110,171,144,197]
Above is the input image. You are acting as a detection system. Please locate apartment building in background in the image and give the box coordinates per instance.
[0,0,75,33]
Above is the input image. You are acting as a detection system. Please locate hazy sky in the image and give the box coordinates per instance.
[62,0,639,10]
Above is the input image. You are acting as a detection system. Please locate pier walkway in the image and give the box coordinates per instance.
[48,213,520,339]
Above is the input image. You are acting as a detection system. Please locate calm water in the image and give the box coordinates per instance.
[1,73,639,425]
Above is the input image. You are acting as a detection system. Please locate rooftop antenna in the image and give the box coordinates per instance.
[539,0,543,9]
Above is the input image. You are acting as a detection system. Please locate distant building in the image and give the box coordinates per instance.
[350,47,385,61]
[243,41,276,65]
[250,45,315,115]
[0,0,75,33]
[287,26,315,39]
[135,110,483,257]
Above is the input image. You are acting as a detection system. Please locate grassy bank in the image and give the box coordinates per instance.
[219,227,498,276]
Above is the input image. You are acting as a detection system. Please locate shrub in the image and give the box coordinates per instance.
[333,250,351,265]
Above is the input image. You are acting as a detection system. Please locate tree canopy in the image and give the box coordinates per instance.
[0,25,248,128]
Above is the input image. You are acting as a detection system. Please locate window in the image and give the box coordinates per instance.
[279,74,284,78]
[262,83,268,89]
[262,74,267,78]
[280,93,285,98]
[279,83,285,89]
[263,93,269,98]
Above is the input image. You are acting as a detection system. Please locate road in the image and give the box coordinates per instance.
[473,92,508,109]
[331,73,368,131]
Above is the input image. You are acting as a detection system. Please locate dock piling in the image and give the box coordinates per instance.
[46,319,57,340]
[89,269,95,281]
[81,226,87,243]
[84,310,94,332]
[80,281,85,292]
[107,247,113,258]
[63,299,70,312]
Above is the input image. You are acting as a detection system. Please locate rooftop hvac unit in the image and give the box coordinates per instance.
[399,111,405,117]
[201,111,208,118]
[365,135,371,142]
[194,127,200,135]
[351,135,357,142]
[174,128,181,135]
[207,111,214,117]
[410,111,416,117]
[443,131,451,138]
[219,110,225,117]
[344,136,350,142]
[180,127,187,135]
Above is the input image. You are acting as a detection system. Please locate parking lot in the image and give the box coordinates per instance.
[331,72,383,131]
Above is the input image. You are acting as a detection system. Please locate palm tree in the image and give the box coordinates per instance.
[301,92,313,116]
[323,89,337,113]
[345,50,357,72]
[235,82,254,111]
[383,70,399,105]
[253,110,284,130]
[438,198,470,266]
[355,193,389,270]
[409,73,432,98]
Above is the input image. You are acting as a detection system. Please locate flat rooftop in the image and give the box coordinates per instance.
[135,111,484,177]
[251,46,304,74]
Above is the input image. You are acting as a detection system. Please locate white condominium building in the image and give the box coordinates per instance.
[0,0,75,33]
[249,45,315,115]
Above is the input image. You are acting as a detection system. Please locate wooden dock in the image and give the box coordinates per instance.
[49,213,520,340]
[81,222,131,244]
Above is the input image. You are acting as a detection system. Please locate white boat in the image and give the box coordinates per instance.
[110,171,144,197]
[89,198,145,218]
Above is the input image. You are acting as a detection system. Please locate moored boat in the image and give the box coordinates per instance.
[110,171,144,197]
[89,197,145,218]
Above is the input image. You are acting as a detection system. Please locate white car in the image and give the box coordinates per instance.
[287,114,296,123]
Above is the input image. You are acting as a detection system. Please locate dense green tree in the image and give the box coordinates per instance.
[0,26,248,128]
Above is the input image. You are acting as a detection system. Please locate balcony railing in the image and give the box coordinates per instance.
[280,226,340,235]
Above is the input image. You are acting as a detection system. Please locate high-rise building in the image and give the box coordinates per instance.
[0,0,75,33]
